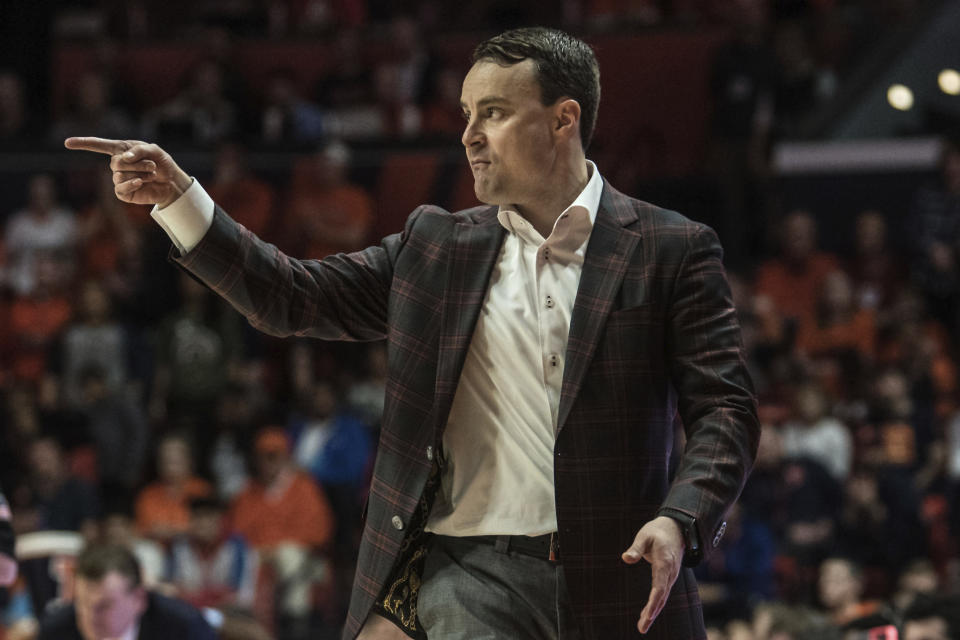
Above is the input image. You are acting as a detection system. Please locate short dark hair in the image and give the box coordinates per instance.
[75,543,142,589]
[472,27,601,150]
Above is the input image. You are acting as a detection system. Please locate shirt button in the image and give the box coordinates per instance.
[545,295,554,308]
[426,446,434,461]
[543,249,550,261]
[549,354,559,367]
[391,515,404,531]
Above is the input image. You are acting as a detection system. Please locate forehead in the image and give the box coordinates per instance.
[77,572,134,600]
[461,59,541,105]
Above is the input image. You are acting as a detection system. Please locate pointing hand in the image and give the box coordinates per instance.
[64,137,192,208]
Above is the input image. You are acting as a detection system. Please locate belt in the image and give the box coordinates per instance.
[464,532,560,563]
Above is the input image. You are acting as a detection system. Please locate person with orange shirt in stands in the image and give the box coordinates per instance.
[282,141,372,259]
[7,250,74,384]
[796,269,876,361]
[230,427,334,639]
[76,170,145,284]
[206,143,276,240]
[135,433,212,543]
[755,209,839,332]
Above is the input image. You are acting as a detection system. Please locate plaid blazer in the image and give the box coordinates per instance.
[175,182,760,640]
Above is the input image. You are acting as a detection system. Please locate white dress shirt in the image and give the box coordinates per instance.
[151,161,604,537]
[426,162,603,536]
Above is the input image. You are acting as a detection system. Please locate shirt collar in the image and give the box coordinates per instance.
[497,160,604,239]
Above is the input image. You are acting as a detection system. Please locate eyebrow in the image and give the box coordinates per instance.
[460,96,511,111]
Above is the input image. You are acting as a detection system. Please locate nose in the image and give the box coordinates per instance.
[461,117,483,149]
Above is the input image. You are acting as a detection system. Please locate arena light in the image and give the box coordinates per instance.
[938,69,960,96]
[887,84,914,111]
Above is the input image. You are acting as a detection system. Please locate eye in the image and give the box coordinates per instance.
[461,111,470,122]
[485,107,501,118]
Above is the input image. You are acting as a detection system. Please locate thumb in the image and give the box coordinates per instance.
[622,534,651,565]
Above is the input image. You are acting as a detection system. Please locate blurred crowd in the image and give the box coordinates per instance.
[2,0,960,640]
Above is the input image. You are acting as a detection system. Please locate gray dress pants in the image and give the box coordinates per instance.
[418,535,584,640]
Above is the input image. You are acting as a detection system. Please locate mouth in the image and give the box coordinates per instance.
[470,159,490,171]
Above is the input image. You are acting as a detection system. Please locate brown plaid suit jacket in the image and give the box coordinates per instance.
[175,181,760,640]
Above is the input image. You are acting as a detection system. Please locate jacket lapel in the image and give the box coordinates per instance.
[433,207,505,433]
[558,185,642,431]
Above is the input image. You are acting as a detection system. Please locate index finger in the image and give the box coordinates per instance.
[64,137,127,155]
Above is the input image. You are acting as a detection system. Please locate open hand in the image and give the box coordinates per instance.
[64,137,192,208]
[622,516,684,634]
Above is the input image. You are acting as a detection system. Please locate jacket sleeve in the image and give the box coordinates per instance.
[658,224,760,561]
[173,204,425,342]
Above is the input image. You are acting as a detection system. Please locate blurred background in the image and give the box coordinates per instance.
[1,0,959,639]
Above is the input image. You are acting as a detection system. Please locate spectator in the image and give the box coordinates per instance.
[135,434,213,543]
[150,272,244,429]
[316,28,381,140]
[780,382,853,482]
[290,379,372,491]
[3,174,77,296]
[12,436,100,616]
[100,500,166,588]
[846,210,904,315]
[421,63,468,139]
[37,543,216,640]
[206,143,276,239]
[796,270,876,362]
[346,343,387,428]
[741,427,841,600]
[75,170,145,287]
[49,280,132,407]
[706,0,777,264]
[771,19,818,138]
[0,70,38,146]
[207,383,259,502]
[372,15,432,137]
[695,502,776,622]
[13,436,99,540]
[891,559,939,612]
[907,139,960,333]
[259,69,326,146]
[142,59,238,145]
[230,427,334,639]
[7,251,74,385]
[282,141,373,259]
[167,497,258,611]
[74,365,149,494]
[900,594,960,640]
[817,556,885,628]
[755,210,840,332]
[49,70,136,143]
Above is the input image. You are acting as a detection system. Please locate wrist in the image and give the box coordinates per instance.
[655,508,702,567]
[160,172,193,209]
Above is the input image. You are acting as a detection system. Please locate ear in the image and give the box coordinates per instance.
[553,99,582,144]
[133,586,148,616]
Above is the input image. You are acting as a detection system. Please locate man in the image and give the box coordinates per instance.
[0,489,17,586]
[901,595,960,640]
[65,26,759,640]
[38,543,216,640]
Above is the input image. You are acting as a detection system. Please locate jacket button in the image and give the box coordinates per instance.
[391,515,404,531]
[712,521,726,547]
[426,446,434,461]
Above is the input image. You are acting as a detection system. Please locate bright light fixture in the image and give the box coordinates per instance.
[938,69,960,95]
[887,84,914,111]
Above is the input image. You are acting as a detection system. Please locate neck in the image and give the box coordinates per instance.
[517,158,590,238]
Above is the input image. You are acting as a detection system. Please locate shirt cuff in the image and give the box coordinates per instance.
[149,178,215,254]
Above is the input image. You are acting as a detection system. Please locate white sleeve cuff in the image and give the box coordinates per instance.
[149,178,215,254]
